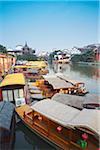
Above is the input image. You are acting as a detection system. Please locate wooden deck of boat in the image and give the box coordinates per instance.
[16,105,75,150]
[16,105,99,150]
[16,104,31,118]
[28,82,55,98]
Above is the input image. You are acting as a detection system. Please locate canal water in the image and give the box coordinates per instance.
[14,63,100,150]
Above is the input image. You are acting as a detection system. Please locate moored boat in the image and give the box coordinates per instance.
[12,61,49,81]
[0,73,30,106]
[35,74,88,98]
[16,100,99,150]
[0,101,15,150]
[51,93,100,110]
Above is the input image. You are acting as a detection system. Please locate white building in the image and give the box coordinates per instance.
[14,45,23,55]
[70,47,81,55]
[7,48,15,56]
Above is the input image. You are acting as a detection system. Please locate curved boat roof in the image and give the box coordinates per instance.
[43,75,73,89]
[52,93,100,109]
[26,61,47,68]
[13,65,39,69]
[52,93,84,109]
[0,73,25,87]
[31,99,80,127]
[31,99,100,136]
[56,73,84,85]
[70,108,100,137]
[13,61,47,69]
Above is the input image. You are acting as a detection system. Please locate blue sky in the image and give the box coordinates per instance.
[0,0,99,52]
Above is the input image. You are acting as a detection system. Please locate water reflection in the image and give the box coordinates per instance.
[49,63,100,79]
[14,122,56,150]
[49,63,100,95]
[70,63,100,80]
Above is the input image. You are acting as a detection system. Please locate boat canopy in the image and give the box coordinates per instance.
[13,61,47,69]
[0,101,15,130]
[26,61,47,68]
[43,75,72,89]
[83,94,100,105]
[13,65,40,69]
[56,73,84,85]
[52,93,84,109]
[31,99,100,136]
[52,93,100,109]
[31,99,80,127]
[0,73,25,87]
[70,109,100,136]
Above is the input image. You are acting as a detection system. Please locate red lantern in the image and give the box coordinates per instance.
[57,126,62,132]
[82,133,88,141]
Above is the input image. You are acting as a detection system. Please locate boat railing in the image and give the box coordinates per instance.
[70,141,82,150]
[22,110,97,150]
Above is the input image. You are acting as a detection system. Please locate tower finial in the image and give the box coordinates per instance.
[25,41,27,47]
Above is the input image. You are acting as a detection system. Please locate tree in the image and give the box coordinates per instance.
[71,49,95,62]
[17,54,37,61]
[0,45,7,54]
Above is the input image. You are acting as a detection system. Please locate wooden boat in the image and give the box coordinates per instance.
[13,61,49,80]
[52,93,100,110]
[28,82,45,100]
[56,73,88,95]
[35,74,88,98]
[0,73,30,106]
[16,100,99,150]
[0,101,15,150]
[83,94,100,109]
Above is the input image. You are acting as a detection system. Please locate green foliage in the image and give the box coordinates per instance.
[0,45,7,54]
[48,53,54,63]
[38,57,45,61]
[71,49,95,62]
[17,54,37,61]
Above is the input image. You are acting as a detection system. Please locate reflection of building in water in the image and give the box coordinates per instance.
[95,47,100,62]
[93,68,100,80]
[52,63,71,74]
[53,63,58,73]
[71,63,100,80]
[58,65,62,73]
